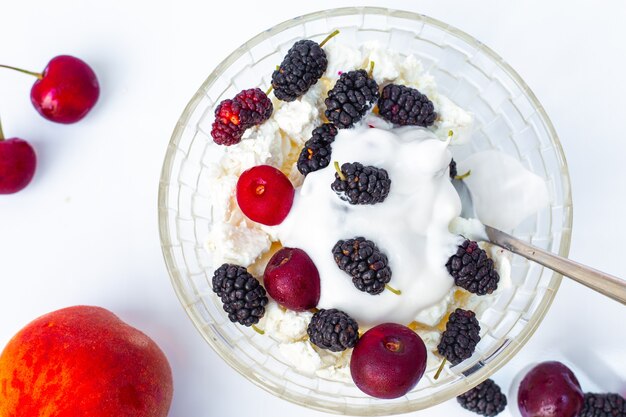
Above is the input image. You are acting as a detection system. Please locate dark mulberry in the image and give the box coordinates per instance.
[332,237,391,295]
[212,263,268,326]
[297,123,338,175]
[331,162,391,205]
[457,379,507,416]
[437,308,481,364]
[272,40,328,102]
[307,309,359,352]
[325,69,379,128]
[378,84,437,127]
[447,239,500,295]
[580,393,626,417]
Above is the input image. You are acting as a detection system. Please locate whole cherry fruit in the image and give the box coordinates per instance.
[517,361,584,417]
[1,55,99,124]
[0,118,36,194]
[350,323,427,399]
[31,56,100,123]
[264,247,320,311]
[236,165,294,226]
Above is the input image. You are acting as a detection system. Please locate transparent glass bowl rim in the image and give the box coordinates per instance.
[158,6,573,414]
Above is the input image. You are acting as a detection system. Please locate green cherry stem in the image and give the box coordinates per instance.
[252,325,265,335]
[0,64,42,80]
[319,29,340,48]
[0,116,5,141]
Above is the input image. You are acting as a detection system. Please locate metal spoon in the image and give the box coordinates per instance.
[453,179,626,305]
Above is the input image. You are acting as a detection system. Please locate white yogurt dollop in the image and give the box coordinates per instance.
[275,125,463,326]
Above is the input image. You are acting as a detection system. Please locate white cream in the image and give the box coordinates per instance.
[324,42,363,80]
[273,86,321,146]
[260,301,311,343]
[205,221,271,267]
[275,124,463,326]
[457,151,550,231]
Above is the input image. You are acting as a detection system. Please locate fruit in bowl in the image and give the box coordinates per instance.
[160,8,571,414]
[264,247,320,311]
[199,26,556,399]
[0,306,173,417]
[350,323,427,399]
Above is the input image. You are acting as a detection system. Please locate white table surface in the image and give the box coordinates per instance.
[1,1,625,416]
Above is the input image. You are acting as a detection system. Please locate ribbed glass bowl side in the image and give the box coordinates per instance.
[158,7,572,415]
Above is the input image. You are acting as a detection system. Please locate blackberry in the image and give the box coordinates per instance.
[332,237,391,295]
[212,263,268,326]
[457,379,507,417]
[325,69,379,128]
[449,158,458,179]
[272,40,328,102]
[307,308,359,351]
[581,393,626,417]
[297,123,338,175]
[378,84,437,127]
[447,239,500,295]
[437,308,481,364]
[211,88,273,146]
[331,162,391,205]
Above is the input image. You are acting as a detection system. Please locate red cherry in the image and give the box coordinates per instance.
[1,56,99,124]
[263,247,320,311]
[518,361,584,417]
[350,323,427,399]
[236,165,294,226]
[31,56,99,123]
[0,119,37,194]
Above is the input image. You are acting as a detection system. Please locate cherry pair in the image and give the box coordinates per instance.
[0,56,99,194]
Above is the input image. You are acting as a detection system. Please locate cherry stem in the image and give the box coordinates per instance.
[333,161,346,181]
[434,358,447,380]
[266,85,274,96]
[454,170,472,181]
[252,325,265,335]
[0,64,42,80]
[0,116,4,141]
[319,29,340,48]
[385,284,402,296]
[368,61,375,78]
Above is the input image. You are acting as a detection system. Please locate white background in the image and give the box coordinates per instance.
[1,1,625,416]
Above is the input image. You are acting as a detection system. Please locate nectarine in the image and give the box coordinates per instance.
[0,306,173,417]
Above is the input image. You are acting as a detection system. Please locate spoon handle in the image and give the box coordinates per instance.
[485,226,626,305]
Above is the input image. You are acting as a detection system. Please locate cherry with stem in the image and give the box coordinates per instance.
[0,56,100,124]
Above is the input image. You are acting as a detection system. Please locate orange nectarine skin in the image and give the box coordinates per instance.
[0,305,173,417]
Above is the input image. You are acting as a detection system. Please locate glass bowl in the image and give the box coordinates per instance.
[158,7,572,415]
